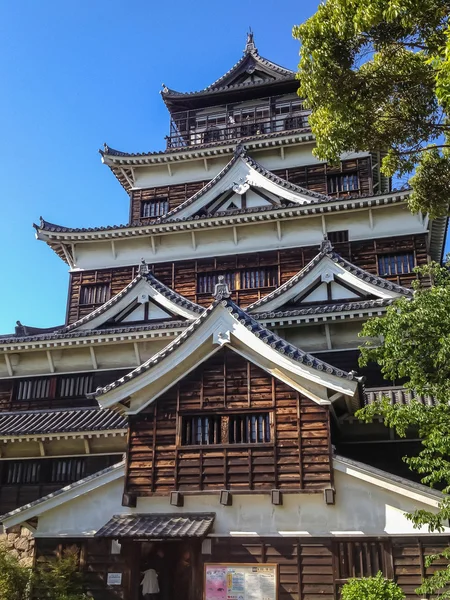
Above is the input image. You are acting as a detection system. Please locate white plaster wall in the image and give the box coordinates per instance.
[69,205,427,271]
[34,469,449,538]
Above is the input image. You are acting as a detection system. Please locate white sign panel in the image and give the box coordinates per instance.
[107,572,123,586]
[205,564,277,600]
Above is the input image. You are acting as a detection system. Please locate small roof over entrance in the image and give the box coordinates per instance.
[96,513,215,539]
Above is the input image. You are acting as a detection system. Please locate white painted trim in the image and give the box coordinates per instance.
[333,455,443,508]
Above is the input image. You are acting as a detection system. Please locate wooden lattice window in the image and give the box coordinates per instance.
[337,541,388,579]
[50,458,86,484]
[180,413,271,446]
[2,460,41,484]
[79,283,110,305]
[229,413,271,444]
[327,230,349,244]
[327,173,359,194]
[16,377,52,401]
[197,267,279,294]
[57,374,93,398]
[181,415,222,445]
[141,198,169,218]
[378,253,415,276]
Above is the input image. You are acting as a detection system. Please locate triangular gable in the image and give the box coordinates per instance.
[161,34,295,105]
[65,264,204,333]
[247,239,413,315]
[159,147,329,223]
[93,293,361,414]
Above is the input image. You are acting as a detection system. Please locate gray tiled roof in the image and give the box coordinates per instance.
[95,513,215,539]
[0,407,127,436]
[253,297,396,320]
[0,460,125,523]
[247,242,413,313]
[94,296,362,399]
[364,386,435,406]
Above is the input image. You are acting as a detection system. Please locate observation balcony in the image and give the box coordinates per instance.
[165,98,311,150]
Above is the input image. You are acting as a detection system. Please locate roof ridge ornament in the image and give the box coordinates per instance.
[244,28,257,54]
[213,275,231,300]
[319,235,334,253]
[234,144,247,157]
[138,258,150,275]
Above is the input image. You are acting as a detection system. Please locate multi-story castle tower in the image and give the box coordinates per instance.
[0,33,448,599]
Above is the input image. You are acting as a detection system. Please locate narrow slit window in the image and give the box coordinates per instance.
[181,415,222,445]
[378,253,415,276]
[327,230,349,244]
[229,413,271,444]
[197,268,279,294]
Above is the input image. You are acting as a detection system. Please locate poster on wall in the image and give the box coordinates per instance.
[204,563,278,600]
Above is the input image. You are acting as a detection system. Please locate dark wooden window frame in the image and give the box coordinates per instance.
[327,172,359,195]
[377,252,415,276]
[141,197,169,218]
[197,267,279,294]
[14,374,94,403]
[327,230,349,244]
[179,411,273,448]
[79,283,110,306]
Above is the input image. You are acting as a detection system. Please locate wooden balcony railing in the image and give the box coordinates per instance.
[166,112,310,149]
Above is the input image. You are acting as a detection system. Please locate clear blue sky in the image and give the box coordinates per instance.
[0,0,447,334]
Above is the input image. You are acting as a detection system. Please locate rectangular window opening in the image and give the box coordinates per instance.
[141,198,169,218]
[180,412,271,446]
[378,253,415,276]
[327,173,359,194]
[327,230,349,244]
[197,267,279,294]
[79,283,110,306]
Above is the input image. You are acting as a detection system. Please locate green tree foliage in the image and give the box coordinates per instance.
[293,0,450,217]
[0,544,87,600]
[341,572,405,600]
[356,262,450,597]
[34,546,88,600]
[0,544,32,600]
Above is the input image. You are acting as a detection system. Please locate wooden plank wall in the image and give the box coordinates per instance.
[125,348,332,496]
[67,234,428,324]
[130,157,373,225]
[34,536,450,600]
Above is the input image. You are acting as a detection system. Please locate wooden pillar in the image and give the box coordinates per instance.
[123,540,140,600]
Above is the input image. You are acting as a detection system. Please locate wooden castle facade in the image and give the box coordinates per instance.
[0,32,449,600]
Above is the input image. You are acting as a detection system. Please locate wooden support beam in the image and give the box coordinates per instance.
[90,346,98,370]
[167,163,173,177]
[60,244,75,268]
[46,350,55,373]
[276,221,282,241]
[321,215,327,235]
[119,168,134,188]
[150,236,156,254]
[233,226,238,246]
[4,354,13,376]
[203,157,209,171]
[38,441,46,457]
[280,146,285,160]
[84,438,91,454]
[368,208,374,230]
[71,243,77,263]
[134,342,141,366]
[191,231,197,250]
[111,240,116,259]
[324,324,332,350]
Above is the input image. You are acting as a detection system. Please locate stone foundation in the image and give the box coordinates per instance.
[0,525,35,567]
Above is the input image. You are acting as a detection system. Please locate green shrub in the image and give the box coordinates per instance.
[0,544,32,600]
[341,572,405,600]
[33,546,88,600]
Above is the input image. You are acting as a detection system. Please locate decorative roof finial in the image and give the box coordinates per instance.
[138,258,150,275]
[319,235,333,253]
[244,28,257,54]
[213,275,231,300]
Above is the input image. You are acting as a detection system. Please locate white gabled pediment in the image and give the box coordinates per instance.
[248,249,412,315]
[162,150,329,222]
[66,274,203,333]
[95,299,360,414]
